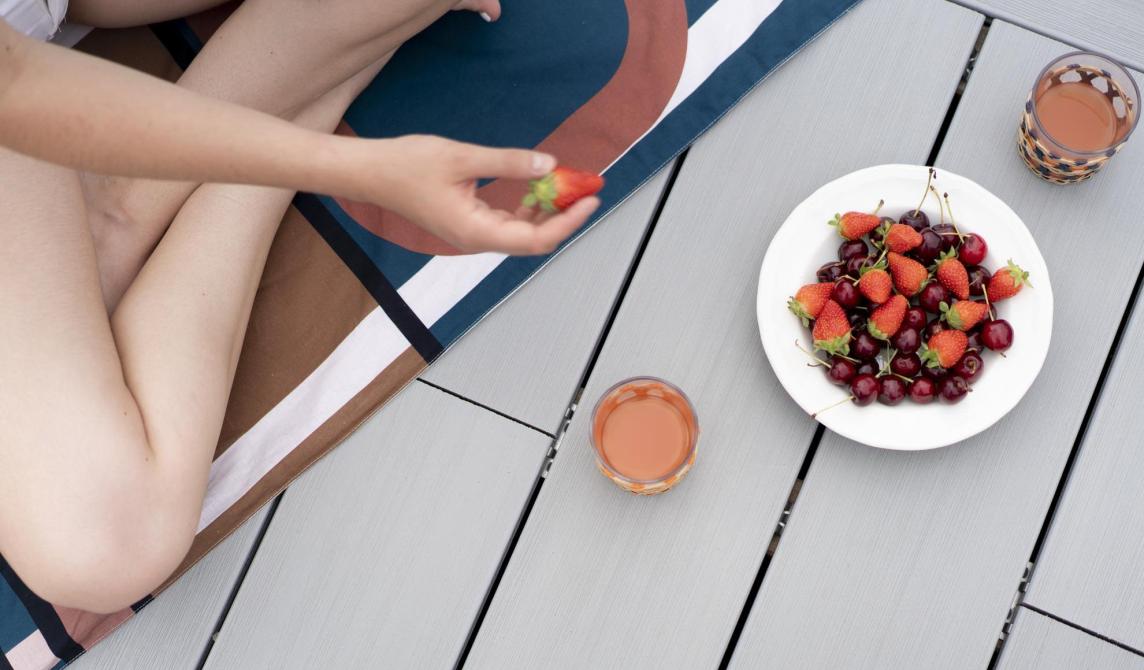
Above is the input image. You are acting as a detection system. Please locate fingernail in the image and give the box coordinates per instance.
[479,11,492,22]
[532,153,556,175]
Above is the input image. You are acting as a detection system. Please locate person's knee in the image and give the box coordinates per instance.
[5,499,195,614]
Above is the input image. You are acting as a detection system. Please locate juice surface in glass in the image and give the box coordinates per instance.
[590,377,698,495]
[1035,81,1129,151]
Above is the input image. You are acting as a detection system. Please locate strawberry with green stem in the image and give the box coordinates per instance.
[939,300,989,331]
[813,299,852,356]
[883,223,923,254]
[858,262,893,304]
[867,294,908,340]
[920,329,968,369]
[887,251,929,296]
[986,260,1031,301]
[934,248,970,299]
[829,200,885,240]
[787,282,835,326]
[522,167,604,212]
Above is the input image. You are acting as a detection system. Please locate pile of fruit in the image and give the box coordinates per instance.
[787,169,1031,408]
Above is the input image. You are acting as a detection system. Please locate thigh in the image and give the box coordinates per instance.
[66,0,232,28]
[0,148,147,553]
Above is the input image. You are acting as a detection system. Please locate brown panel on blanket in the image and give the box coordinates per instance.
[214,206,380,457]
[55,605,132,649]
[74,26,182,82]
[161,347,427,590]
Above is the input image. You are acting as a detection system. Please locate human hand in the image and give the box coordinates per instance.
[355,135,601,255]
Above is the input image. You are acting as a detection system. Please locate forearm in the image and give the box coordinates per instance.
[0,23,368,197]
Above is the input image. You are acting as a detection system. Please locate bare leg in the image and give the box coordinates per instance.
[83,0,500,310]
[0,64,378,614]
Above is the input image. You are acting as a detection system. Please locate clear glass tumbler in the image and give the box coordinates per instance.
[590,377,699,495]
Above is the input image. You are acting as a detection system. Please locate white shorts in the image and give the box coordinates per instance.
[1,0,68,41]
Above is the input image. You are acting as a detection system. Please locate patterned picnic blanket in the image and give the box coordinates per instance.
[0,0,859,666]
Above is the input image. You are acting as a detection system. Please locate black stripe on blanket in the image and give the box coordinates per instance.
[294,193,445,363]
[0,558,83,661]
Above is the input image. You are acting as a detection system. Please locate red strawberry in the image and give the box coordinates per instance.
[812,300,852,356]
[939,300,989,331]
[920,330,968,369]
[935,249,970,299]
[858,266,892,304]
[883,223,923,254]
[887,252,928,296]
[522,167,604,212]
[867,294,908,340]
[987,259,1031,301]
[828,200,884,240]
[787,282,835,326]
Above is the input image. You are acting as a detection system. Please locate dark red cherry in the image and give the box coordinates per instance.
[952,351,984,382]
[817,261,846,284]
[939,375,970,404]
[832,279,862,309]
[916,228,944,262]
[981,319,1014,352]
[839,239,869,262]
[959,233,988,266]
[923,321,945,340]
[850,374,881,406]
[909,377,937,403]
[903,307,927,330]
[878,377,908,405]
[852,332,882,361]
[899,209,929,231]
[890,352,922,378]
[891,327,920,355]
[826,357,857,386]
[919,283,949,313]
[967,265,991,297]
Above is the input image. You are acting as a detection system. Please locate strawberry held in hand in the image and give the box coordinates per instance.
[788,282,835,326]
[812,299,852,356]
[522,166,605,213]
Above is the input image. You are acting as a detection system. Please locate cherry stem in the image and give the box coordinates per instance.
[811,395,853,419]
[982,286,995,320]
[942,192,966,239]
[872,199,885,216]
[930,185,945,228]
[891,373,915,383]
[794,339,829,367]
[913,167,935,215]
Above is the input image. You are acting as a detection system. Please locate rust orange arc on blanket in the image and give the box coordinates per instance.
[334,0,689,255]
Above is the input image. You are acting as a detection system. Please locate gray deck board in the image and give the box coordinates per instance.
[957,0,1144,70]
[422,167,671,433]
[1022,287,1144,647]
[999,608,1144,670]
[464,1,982,667]
[201,382,550,669]
[730,22,1144,670]
[70,509,268,670]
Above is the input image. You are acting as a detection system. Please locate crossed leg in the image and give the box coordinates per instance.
[76,0,499,310]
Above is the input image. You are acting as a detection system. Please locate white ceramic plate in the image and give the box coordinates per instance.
[757,164,1053,450]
